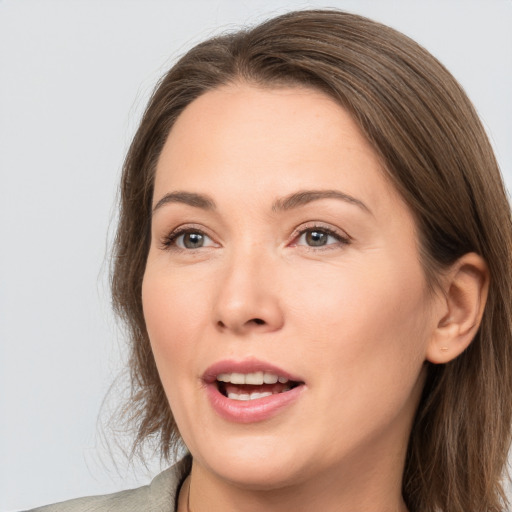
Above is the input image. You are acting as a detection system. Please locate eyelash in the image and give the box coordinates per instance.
[160,223,351,252]
[291,224,351,249]
[160,226,215,251]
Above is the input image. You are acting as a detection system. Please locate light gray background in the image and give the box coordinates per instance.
[1,1,511,510]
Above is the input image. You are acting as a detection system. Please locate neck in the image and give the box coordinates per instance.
[180,449,409,512]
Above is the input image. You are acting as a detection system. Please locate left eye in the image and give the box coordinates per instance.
[296,228,344,247]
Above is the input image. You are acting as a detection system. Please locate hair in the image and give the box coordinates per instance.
[111,9,512,512]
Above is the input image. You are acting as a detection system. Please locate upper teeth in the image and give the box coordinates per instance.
[216,372,289,385]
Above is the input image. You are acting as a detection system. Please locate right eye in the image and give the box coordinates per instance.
[163,228,217,250]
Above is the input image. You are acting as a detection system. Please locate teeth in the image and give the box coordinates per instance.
[230,373,245,384]
[227,391,273,401]
[245,371,263,385]
[216,372,289,385]
[263,373,278,384]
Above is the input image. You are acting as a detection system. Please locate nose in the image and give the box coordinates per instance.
[213,248,285,335]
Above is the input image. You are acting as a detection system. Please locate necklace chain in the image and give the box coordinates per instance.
[186,475,192,512]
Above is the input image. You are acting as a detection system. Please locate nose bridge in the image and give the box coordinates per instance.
[213,239,284,334]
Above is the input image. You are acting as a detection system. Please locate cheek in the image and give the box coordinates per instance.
[288,257,431,450]
[293,253,431,388]
[296,253,428,326]
[141,266,208,434]
[142,267,204,376]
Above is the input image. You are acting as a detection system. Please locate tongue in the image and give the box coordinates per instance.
[223,382,291,395]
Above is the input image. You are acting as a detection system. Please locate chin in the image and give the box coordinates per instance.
[189,432,313,490]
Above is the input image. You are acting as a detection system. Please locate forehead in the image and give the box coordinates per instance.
[154,83,405,217]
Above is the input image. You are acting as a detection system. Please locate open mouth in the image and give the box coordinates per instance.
[216,371,302,401]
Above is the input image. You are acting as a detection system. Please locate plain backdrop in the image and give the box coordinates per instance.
[1,0,511,510]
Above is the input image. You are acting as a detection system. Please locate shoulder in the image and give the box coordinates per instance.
[24,456,192,512]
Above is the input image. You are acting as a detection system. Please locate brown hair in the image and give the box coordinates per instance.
[111,9,512,511]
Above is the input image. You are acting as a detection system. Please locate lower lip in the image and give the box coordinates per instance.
[205,383,304,423]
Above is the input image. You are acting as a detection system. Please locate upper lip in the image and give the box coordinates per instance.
[202,358,304,384]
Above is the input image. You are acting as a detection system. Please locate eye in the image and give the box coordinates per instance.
[300,229,331,247]
[294,226,350,248]
[178,231,208,249]
[162,228,217,250]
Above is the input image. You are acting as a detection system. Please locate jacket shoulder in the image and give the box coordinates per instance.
[26,486,148,512]
[24,456,192,512]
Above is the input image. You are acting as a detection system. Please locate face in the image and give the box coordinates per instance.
[142,84,439,490]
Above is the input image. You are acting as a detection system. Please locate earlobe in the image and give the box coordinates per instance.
[426,253,489,364]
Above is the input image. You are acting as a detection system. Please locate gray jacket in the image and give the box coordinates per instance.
[26,456,191,512]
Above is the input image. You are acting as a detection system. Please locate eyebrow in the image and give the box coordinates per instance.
[152,189,371,215]
[152,191,216,215]
[272,190,371,214]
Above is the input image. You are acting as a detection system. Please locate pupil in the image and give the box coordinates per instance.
[306,230,327,246]
[184,232,204,248]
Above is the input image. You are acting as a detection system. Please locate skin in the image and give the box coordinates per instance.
[142,84,486,512]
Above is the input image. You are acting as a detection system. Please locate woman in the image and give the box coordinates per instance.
[31,9,512,512]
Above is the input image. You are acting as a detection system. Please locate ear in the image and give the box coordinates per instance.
[426,253,489,364]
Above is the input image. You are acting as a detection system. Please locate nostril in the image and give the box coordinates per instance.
[215,317,270,330]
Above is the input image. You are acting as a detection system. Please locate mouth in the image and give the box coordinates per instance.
[203,359,305,422]
[215,371,302,401]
